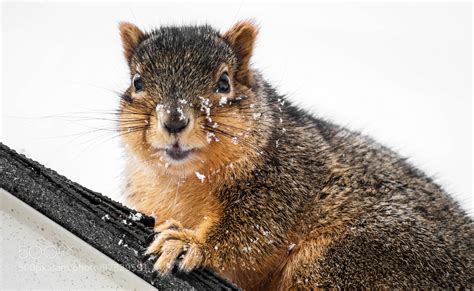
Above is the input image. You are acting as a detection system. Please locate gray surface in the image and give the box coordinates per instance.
[1,189,155,290]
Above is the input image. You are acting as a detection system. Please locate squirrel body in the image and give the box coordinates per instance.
[118,22,473,289]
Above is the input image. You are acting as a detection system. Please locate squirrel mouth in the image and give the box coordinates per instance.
[164,143,193,161]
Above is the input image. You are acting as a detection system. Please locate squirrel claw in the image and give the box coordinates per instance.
[145,221,205,274]
[140,252,152,263]
[150,271,160,283]
[145,232,160,245]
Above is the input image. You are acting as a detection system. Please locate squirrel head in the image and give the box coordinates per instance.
[118,21,269,177]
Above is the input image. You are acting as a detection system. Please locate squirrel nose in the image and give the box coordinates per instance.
[164,118,188,134]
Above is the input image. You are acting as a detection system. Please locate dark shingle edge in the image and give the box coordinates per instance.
[0,142,239,290]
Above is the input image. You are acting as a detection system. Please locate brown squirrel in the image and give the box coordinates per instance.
[117,21,473,289]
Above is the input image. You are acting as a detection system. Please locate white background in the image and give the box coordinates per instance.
[1,2,472,214]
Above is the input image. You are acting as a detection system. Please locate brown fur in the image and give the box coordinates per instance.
[119,22,145,62]
[223,20,259,86]
[117,21,473,289]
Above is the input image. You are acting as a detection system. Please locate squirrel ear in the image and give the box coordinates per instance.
[223,20,259,86]
[119,22,145,63]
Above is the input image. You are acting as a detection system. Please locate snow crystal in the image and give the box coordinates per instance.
[128,212,143,221]
[195,171,206,183]
[101,214,110,221]
[253,112,262,119]
[288,243,296,251]
[199,96,211,107]
[207,132,215,143]
[156,104,164,113]
[177,107,186,121]
[207,132,219,143]
[219,96,228,106]
[198,96,212,121]
[231,137,238,144]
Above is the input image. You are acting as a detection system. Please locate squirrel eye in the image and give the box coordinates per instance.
[132,74,144,92]
[217,73,230,93]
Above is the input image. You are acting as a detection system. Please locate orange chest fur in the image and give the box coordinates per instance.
[125,167,222,230]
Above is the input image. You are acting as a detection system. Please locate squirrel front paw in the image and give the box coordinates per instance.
[144,219,205,274]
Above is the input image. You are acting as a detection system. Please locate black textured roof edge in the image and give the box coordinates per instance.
[0,143,239,290]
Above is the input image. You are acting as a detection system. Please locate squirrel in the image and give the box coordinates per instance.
[117,21,473,289]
